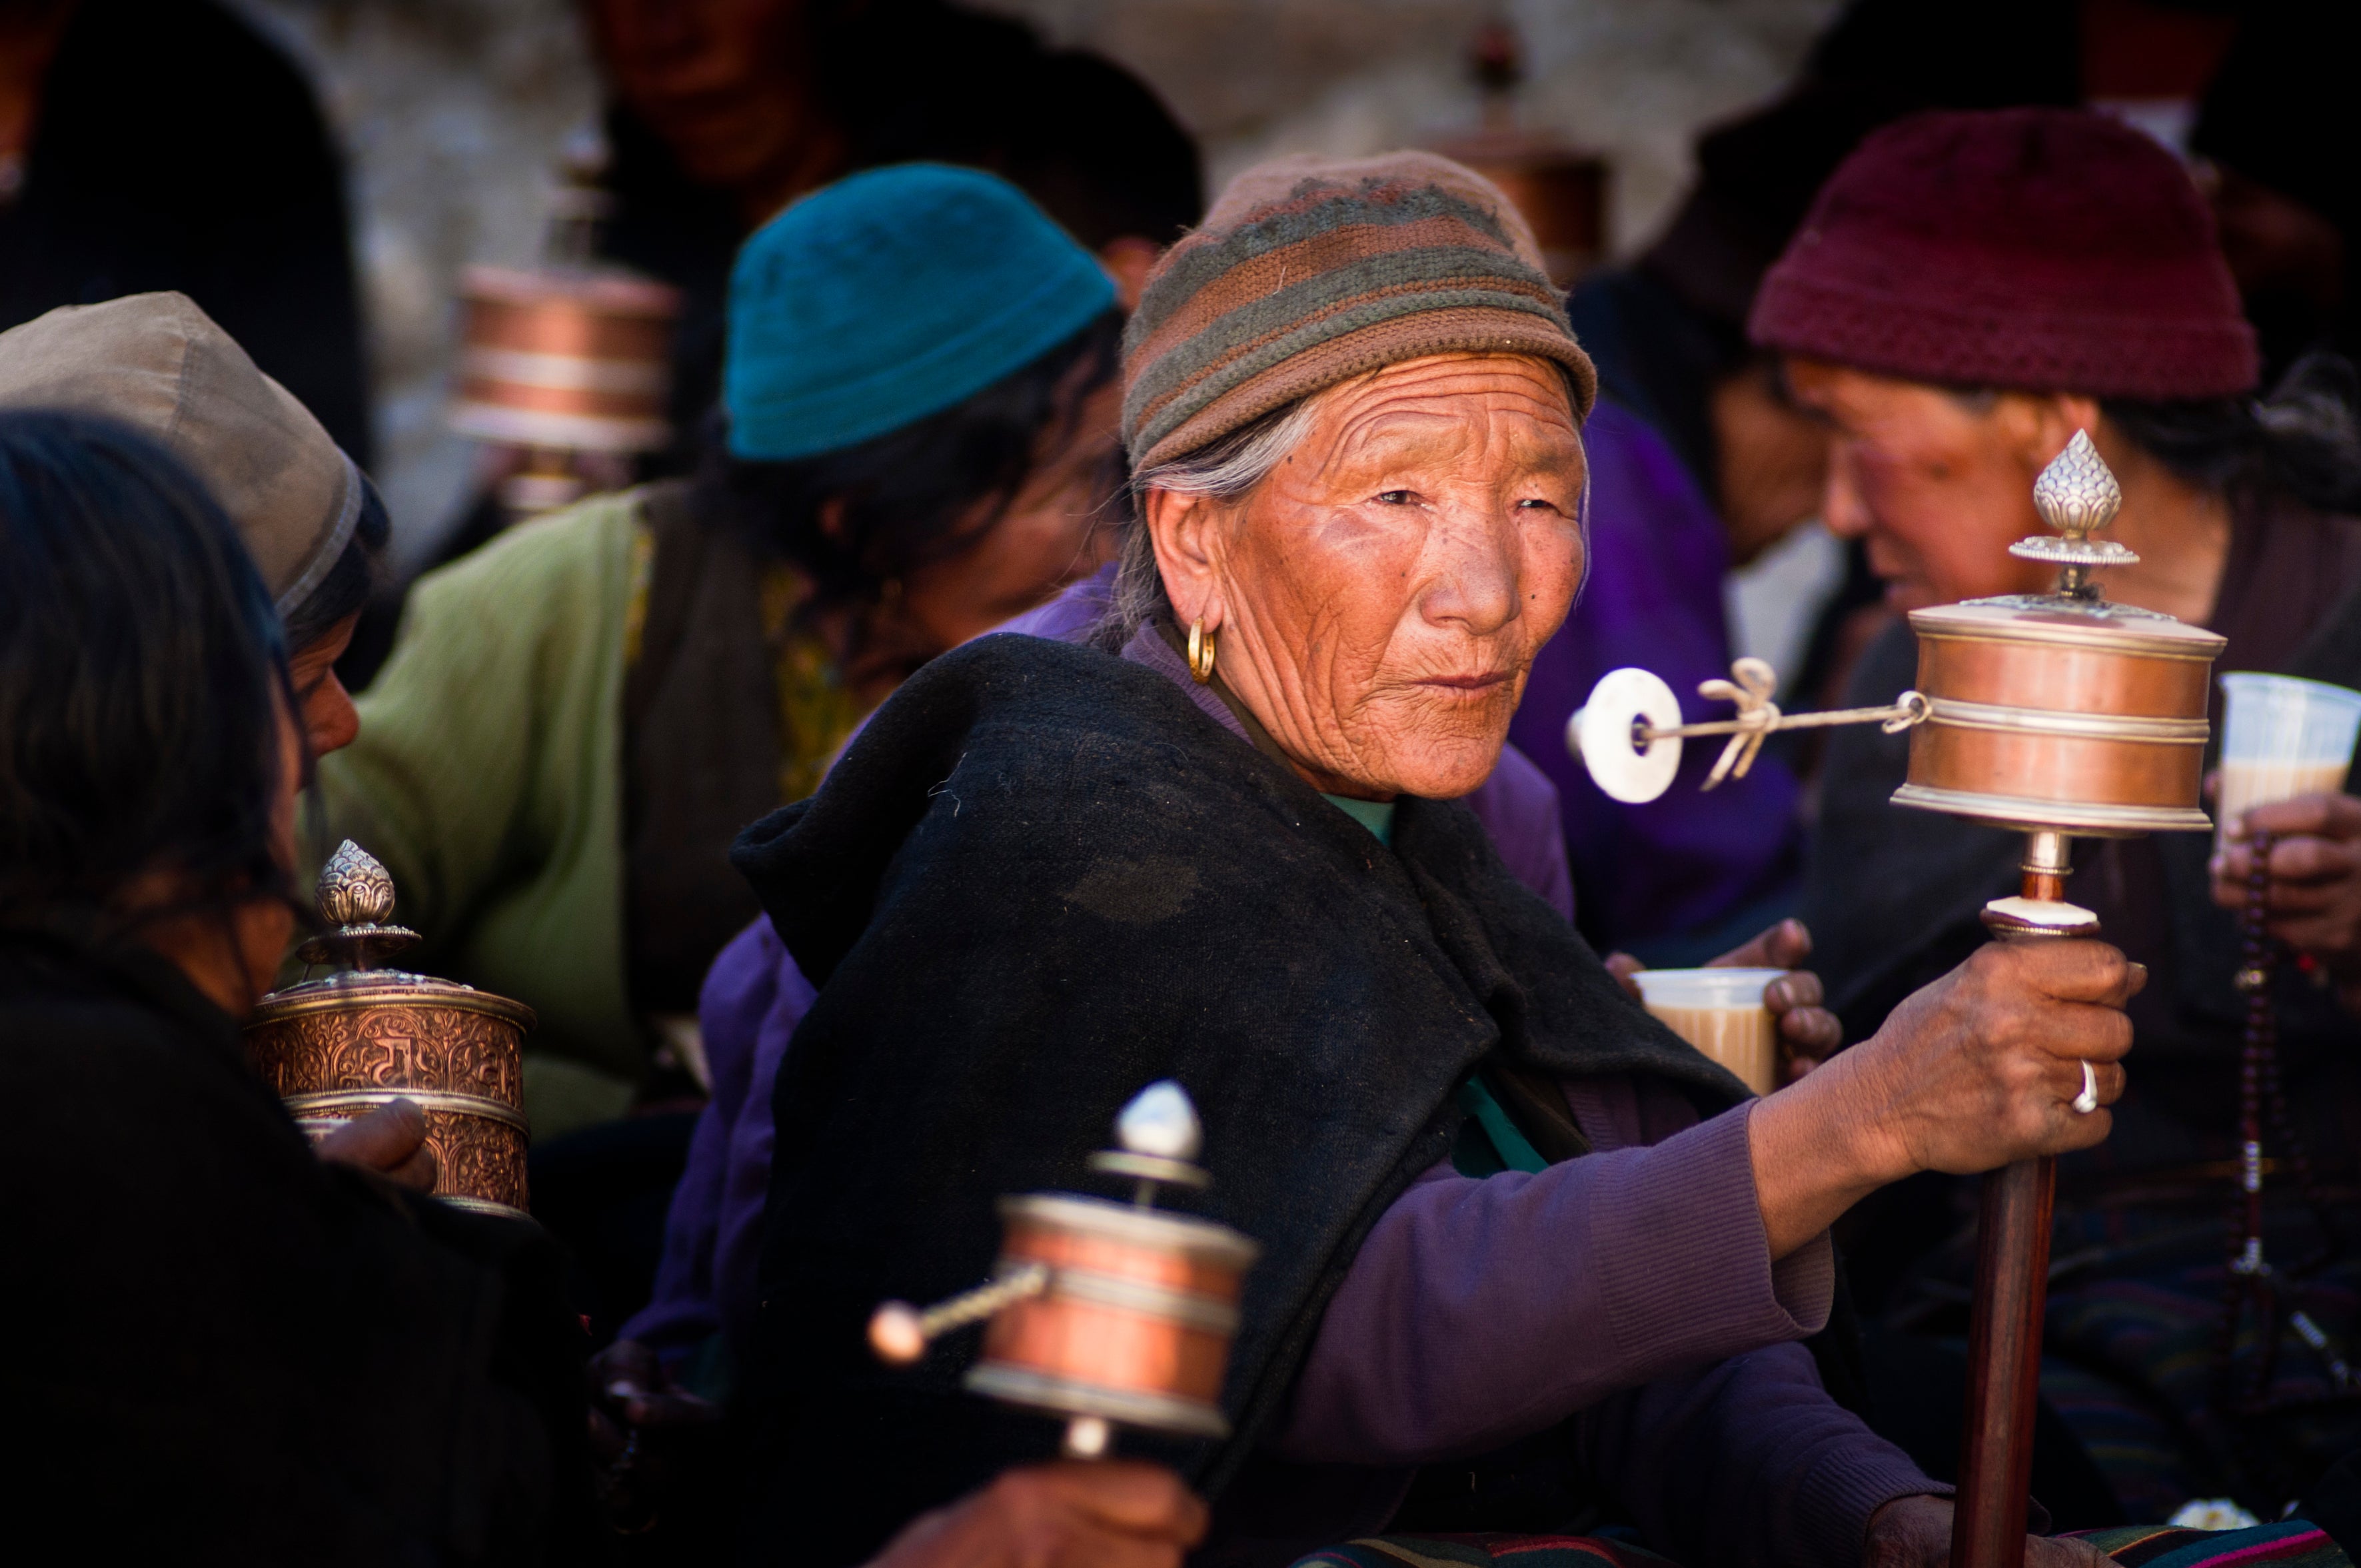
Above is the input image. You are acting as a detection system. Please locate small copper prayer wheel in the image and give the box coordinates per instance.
[247,841,536,1221]
[448,265,680,458]
[869,1082,1258,1458]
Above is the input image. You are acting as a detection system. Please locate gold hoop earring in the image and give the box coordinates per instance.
[1187,618,1217,684]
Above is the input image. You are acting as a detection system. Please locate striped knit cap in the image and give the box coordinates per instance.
[1122,151,1597,469]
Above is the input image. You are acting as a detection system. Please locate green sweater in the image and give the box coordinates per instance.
[317,491,642,1138]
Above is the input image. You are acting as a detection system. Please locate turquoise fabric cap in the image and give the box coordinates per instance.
[724,163,1118,462]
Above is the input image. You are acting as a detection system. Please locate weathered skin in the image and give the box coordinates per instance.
[1144,353,1588,803]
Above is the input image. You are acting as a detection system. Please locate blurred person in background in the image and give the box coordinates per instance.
[0,408,596,1563]
[0,0,371,465]
[316,169,1126,1326]
[346,0,1203,689]
[1770,108,2361,1522]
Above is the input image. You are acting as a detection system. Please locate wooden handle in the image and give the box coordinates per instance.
[1950,1155,2056,1568]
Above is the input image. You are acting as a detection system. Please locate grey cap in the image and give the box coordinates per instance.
[0,291,365,619]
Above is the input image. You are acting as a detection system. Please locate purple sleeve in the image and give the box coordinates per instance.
[1574,1340,1946,1568]
[617,916,782,1355]
[1268,1100,1836,1464]
[1503,401,1803,950]
[1459,742,1575,921]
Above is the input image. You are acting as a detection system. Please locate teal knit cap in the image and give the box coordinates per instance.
[725,163,1117,462]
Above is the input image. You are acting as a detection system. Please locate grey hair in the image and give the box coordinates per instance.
[1096,398,1321,649]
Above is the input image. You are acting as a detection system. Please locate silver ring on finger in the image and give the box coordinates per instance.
[2072,1060,2099,1116]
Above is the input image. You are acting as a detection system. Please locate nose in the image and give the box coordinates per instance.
[1821,441,1874,541]
[1419,500,1522,637]
[305,674,362,759]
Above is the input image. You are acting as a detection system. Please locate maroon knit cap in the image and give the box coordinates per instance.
[1750,108,2257,399]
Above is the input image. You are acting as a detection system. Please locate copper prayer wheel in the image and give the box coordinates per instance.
[869,1082,1258,1457]
[449,265,680,456]
[1897,600,2222,835]
[247,841,536,1221]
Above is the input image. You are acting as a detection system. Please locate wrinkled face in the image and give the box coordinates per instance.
[1787,359,2053,610]
[1148,354,1587,801]
[583,0,809,195]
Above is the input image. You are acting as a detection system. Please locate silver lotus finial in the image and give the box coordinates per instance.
[317,839,396,928]
[2010,429,2138,592]
[298,839,420,972]
[2031,430,2122,540]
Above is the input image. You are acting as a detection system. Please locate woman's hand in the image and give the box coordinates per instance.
[1747,939,2141,1257]
[2211,791,2361,1012]
[865,1461,1208,1568]
[315,1097,438,1191]
[1605,917,1843,1084]
[1864,1495,2108,1568]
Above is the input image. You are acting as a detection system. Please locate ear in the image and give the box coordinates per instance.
[1142,486,1228,630]
[2001,392,2104,474]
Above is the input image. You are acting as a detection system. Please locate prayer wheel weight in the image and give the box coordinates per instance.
[868,1082,1259,1459]
[246,840,536,1221]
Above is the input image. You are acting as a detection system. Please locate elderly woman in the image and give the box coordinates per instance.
[727,152,2137,1568]
[1769,110,2361,1519]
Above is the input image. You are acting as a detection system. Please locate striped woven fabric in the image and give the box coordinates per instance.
[1288,1533,1676,1568]
[1120,151,1597,469]
[2074,1521,2350,1568]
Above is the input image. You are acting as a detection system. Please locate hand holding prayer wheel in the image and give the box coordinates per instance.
[1744,938,2139,1255]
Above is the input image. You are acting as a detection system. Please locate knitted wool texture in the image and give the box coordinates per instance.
[1750,108,2257,400]
[1122,151,1597,469]
[726,163,1115,462]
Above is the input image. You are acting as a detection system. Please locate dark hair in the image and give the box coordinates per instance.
[281,475,391,653]
[2102,351,2361,516]
[0,410,295,931]
[693,309,1124,610]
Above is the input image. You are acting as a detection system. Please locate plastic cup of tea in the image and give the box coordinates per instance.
[1631,967,1787,1097]
[2215,672,2361,851]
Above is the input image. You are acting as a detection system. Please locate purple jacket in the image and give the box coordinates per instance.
[1507,400,1803,956]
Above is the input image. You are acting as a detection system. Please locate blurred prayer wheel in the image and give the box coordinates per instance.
[247,840,536,1221]
[869,1082,1259,1458]
[1431,131,1608,287]
[449,264,679,457]
[1431,19,1607,286]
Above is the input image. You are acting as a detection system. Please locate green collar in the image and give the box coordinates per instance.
[1321,793,1396,845]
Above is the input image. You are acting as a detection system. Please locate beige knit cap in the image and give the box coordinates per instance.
[0,292,365,618]
[1122,150,1595,469]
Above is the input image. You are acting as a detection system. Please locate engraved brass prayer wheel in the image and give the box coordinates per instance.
[247,841,536,1221]
[869,1082,1259,1459]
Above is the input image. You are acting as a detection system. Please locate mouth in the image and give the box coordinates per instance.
[1418,672,1514,694]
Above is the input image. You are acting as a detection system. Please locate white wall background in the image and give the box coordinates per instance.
[233,0,1837,564]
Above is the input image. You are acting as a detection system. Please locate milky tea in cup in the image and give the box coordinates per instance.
[1631,968,1786,1097]
[2215,673,2361,854]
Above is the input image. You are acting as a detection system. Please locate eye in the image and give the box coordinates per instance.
[1373,489,1417,506]
[1514,497,1562,513]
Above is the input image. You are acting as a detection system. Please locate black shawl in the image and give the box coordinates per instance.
[732,635,1743,1564]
